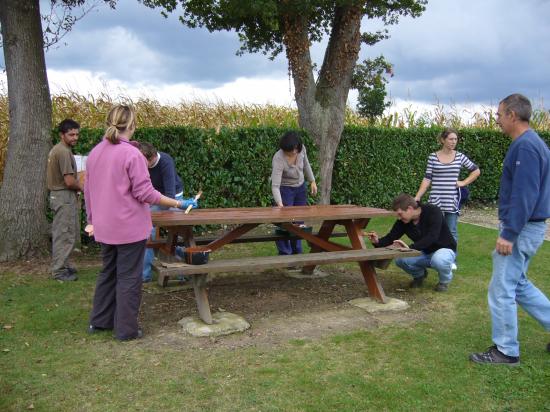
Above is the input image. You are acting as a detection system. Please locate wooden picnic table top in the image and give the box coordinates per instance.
[151,204,395,226]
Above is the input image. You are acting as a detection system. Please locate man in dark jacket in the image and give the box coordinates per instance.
[137,142,196,282]
[367,193,457,292]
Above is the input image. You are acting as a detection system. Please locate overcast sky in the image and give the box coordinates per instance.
[2,0,550,112]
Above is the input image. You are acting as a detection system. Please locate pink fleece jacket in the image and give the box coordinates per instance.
[84,137,162,244]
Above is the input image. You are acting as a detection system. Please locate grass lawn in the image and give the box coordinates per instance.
[1,220,549,411]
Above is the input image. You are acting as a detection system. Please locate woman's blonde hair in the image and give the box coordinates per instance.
[105,105,136,144]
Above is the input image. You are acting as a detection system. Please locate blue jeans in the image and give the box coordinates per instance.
[395,248,456,284]
[443,212,458,243]
[488,221,550,357]
[276,184,307,255]
[142,194,184,282]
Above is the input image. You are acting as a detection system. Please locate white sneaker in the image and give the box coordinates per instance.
[451,263,458,271]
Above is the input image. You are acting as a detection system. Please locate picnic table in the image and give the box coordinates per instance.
[149,205,420,324]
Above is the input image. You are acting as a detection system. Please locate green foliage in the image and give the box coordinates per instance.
[330,126,527,208]
[142,0,427,58]
[73,127,317,209]
[352,56,393,120]
[73,125,550,212]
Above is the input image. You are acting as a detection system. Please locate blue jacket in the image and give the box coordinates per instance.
[498,129,550,242]
[148,152,183,199]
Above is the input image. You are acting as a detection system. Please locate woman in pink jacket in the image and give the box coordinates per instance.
[84,105,191,341]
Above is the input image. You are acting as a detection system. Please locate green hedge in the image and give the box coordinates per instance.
[72,126,550,210]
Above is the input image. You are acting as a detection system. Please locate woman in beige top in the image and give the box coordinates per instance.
[271,131,317,255]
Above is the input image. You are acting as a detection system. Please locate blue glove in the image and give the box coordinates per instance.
[180,198,198,209]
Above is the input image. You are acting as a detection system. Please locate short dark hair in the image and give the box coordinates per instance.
[391,193,419,211]
[500,93,532,122]
[137,141,157,160]
[279,131,303,153]
[58,119,80,134]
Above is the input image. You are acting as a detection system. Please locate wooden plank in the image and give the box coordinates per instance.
[192,231,349,245]
[344,219,387,303]
[153,248,421,276]
[204,223,259,251]
[151,205,395,226]
[147,231,350,249]
[280,223,349,252]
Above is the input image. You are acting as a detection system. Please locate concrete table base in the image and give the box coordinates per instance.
[348,297,409,313]
[178,312,250,337]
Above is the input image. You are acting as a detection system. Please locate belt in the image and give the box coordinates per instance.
[528,218,547,222]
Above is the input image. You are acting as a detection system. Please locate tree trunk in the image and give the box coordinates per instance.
[0,0,53,261]
[283,4,363,204]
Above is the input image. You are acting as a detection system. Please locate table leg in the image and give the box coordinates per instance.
[192,274,213,324]
[302,220,336,274]
[181,229,213,323]
[343,220,387,303]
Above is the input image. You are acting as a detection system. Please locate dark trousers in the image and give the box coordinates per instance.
[89,240,146,340]
[276,184,307,255]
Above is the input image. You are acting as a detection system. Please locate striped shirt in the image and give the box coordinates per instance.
[425,151,478,213]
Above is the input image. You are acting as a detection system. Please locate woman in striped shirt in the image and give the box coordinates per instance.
[415,128,480,243]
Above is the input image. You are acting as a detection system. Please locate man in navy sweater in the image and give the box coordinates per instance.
[470,94,550,366]
[138,142,196,282]
[367,193,457,292]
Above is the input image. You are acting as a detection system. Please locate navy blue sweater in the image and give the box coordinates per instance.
[148,152,183,199]
[498,129,550,242]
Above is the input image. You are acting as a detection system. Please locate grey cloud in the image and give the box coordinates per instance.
[4,0,549,108]
[44,1,287,87]
[363,0,550,106]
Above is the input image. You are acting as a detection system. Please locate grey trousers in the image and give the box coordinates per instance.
[49,189,79,275]
[89,240,146,340]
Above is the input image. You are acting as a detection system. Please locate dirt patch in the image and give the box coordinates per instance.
[460,205,550,240]
[459,205,500,230]
[0,253,100,277]
[138,267,437,350]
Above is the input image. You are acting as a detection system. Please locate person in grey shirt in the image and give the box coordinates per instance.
[271,131,317,255]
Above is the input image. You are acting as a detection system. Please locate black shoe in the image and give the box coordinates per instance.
[53,270,78,281]
[434,282,449,292]
[546,342,550,353]
[469,345,520,366]
[87,325,112,334]
[116,329,143,341]
[68,267,78,275]
[409,270,428,288]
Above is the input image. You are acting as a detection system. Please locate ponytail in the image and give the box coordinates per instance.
[105,105,136,145]
[105,125,121,144]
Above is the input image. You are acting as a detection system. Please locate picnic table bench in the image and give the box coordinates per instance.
[154,247,418,276]
[149,205,421,324]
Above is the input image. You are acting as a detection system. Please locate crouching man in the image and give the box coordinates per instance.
[367,193,457,292]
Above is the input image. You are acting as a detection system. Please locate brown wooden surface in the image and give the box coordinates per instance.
[153,248,421,276]
[151,205,394,226]
[147,230,350,249]
[150,204,400,323]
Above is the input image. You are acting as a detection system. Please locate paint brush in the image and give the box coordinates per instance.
[184,190,203,214]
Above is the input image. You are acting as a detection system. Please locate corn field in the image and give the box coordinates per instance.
[1,91,549,181]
